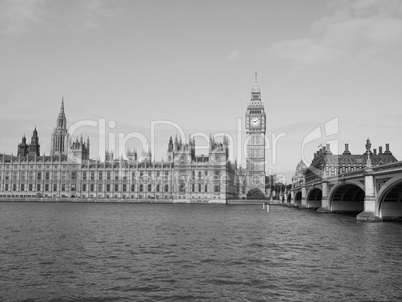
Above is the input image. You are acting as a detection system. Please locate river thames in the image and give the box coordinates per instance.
[1,202,401,301]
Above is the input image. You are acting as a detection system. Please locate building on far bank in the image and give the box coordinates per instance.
[292,141,398,187]
[244,72,267,198]
[0,100,240,202]
[0,75,275,202]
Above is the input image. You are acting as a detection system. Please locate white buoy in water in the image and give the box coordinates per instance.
[262,203,265,209]
[266,204,270,213]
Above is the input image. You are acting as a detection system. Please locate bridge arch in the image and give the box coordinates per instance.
[307,187,322,208]
[377,175,402,220]
[329,181,365,213]
[294,191,302,205]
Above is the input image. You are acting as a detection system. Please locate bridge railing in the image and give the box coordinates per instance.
[372,161,402,172]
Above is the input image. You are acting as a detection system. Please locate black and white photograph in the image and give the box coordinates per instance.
[1,0,402,301]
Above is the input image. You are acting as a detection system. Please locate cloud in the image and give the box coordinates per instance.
[0,0,125,40]
[226,49,241,61]
[266,0,402,65]
[68,0,126,30]
[0,0,48,39]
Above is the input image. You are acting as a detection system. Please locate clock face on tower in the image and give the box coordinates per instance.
[250,116,261,128]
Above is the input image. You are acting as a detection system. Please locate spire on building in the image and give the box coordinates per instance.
[29,127,40,156]
[61,97,65,114]
[252,70,260,94]
[51,98,69,156]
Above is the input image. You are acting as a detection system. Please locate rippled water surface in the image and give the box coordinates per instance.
[1,202,402,301]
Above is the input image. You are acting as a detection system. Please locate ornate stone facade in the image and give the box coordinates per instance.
[292,140,398,187]
[0,100,239,202]
[244,72,266,197]
[1,75,270,201]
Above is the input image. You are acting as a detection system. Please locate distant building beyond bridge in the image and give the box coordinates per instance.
[290,140,402,221]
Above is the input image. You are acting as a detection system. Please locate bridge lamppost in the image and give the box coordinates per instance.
[357,138,382,222]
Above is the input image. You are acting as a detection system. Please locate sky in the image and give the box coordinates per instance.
[1,0,402,183]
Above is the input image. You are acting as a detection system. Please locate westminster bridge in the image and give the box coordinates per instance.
[287,161,402,221]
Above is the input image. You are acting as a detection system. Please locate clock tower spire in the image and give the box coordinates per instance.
[245,72,266,197]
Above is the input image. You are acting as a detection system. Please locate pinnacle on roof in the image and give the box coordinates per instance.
[251,71,260,94]
[61,97,64,113]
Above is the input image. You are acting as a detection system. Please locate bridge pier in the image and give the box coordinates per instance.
[317,179,330,213]
[357,168,382,222]
[300,184,308,209]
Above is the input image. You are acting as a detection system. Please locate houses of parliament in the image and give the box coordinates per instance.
[0,76,268,202]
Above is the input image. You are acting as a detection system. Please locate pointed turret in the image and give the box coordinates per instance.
[60,97,65,114]
[51,98,69,156]
[174,135,179,151]
[17,134,29,156]
[167,136,173,152]
[252,71,260,94]
[29,127,40,156]
[167,136,174,162]
[32,127,38,138]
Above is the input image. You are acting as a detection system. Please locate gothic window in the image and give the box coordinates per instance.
[179,182,185,192]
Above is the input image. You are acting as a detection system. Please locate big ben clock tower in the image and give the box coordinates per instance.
[245,72,266,195]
